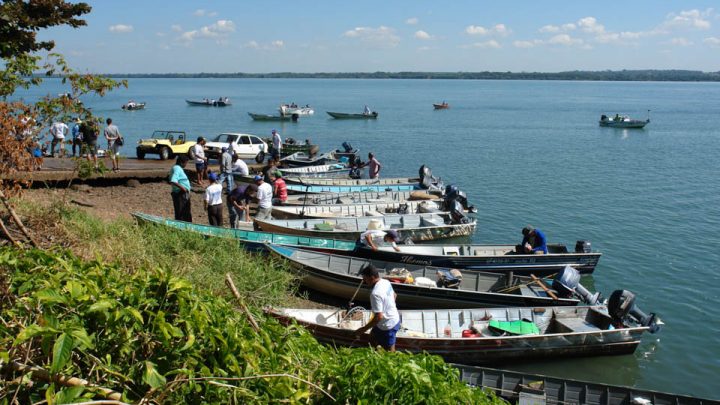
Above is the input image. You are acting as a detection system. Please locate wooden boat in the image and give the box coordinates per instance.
[186,98,231,106]
[352,240,601,275]
[599,112,650,128]
[266,299,660,364]
[433,102,449,110]
[271,199,450,219]
[455,365,718,405]
[248,112,295,122]
[131,212,356,253]
[327,111,379,119]
[266,244,596,308]
[122,102,146,110]
[280,152,337,167]
[282,190,441,206]
[255,212,477,242]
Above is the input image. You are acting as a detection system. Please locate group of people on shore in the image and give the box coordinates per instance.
[39,117,124,172]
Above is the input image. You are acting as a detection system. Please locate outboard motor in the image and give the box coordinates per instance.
[443,186,477,213]
[575,240,592,253]
[608,290,661,334]
[341,142,354,153]
[552,265,601,305]
[449,200,471,224]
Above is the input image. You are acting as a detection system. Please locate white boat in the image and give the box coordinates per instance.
[280,104,314,117]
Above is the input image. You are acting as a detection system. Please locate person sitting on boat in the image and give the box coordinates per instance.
[517,225,548,254]
[354,264,401,352]
[358,229,401,252]
[363,105,372,115]
[269,171,287,206]
[126,100,136,109]
[614,114,621,122]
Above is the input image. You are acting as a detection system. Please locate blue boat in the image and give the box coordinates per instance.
[132,212,357,253]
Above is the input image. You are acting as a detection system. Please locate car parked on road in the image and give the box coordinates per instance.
[204,133,267,163]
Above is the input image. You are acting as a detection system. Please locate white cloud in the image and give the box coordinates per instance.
[179,20,235,42]
[194,9,218,17]
[663,9,712,30]
[171,24,182,32]
[578,17,605,34]
[465,23,510,36]
[463,40,501,49]
[665,37,694,46]
[548,34,583,46]
[406,17,418,25]
[270,40,284,48]
[539,25,560,33]
[562,23,577,31]
[414,30,433,40]
[343,26,400,47]
[704,36,720,47]
[243,41,260,49]
[242,40,285,50]
[109,24,133,33]
[513,40,542,48]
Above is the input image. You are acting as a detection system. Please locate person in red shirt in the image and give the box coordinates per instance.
[269,171,288,205]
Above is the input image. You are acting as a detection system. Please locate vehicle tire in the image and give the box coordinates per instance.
[159,147,171,160]
[255,151,266,163]
[136,149,145,160]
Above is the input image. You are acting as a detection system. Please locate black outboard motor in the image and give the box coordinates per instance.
[552,265,601,305]
[608,290,661,334]
[341,142,354,153]
[575,240,592,253]
[443,185,477,213]
[449,200,472,224]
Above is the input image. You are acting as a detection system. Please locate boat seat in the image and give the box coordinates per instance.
[553,317,600,333]
[419,216,444,227]
[401,216,421,228]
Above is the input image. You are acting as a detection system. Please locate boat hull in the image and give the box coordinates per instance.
[599,119,649,128]
[186,99,231,106]
[351,245,601,275]
[267,306,648,364]
[248,112,293,121]
[327,111,379,119]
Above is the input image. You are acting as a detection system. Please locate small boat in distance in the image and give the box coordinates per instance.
[327,111,379,119]
[433,102,449,110]
[280,104,314,116]
[599,110,650,128]
[122,101,145,110]
[186,97,231,107]
[248,112,297,122]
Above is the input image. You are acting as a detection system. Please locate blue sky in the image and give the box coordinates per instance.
[41,1,720,73]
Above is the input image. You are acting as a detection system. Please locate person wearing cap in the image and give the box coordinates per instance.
[269,170,287,205]
[218,146,234,192]
[271,129,282,160]
[191,137,208,185]
[204,171,224,226]
[354,264,401,351]
[169,155,192,222]
[518,225,548,254]
[359,228,401,252]
[253,175,273,221]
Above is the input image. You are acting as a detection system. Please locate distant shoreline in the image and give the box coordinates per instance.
[88,70,720,82]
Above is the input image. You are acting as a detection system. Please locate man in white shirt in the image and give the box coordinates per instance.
[204,172,224,226]
[359,229,401,252]
[192,137,208,185]
[271,129,282,160]
[254,175,273,221]
[49,121,69,157]
[354,265,401,351]
[232,155,249,176]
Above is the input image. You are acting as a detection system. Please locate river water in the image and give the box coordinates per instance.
[15,78,720,398]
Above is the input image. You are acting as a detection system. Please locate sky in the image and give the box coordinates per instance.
[40,0,720,73]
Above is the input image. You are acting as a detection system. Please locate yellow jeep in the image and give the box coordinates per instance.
[136,130,196,160]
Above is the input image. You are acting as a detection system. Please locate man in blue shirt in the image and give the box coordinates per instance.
[169,155,192,222]
[520,225,548,254]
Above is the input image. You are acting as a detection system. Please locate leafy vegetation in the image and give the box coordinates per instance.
[0,240,502,403]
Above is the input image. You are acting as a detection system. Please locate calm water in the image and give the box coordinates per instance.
[15,78,720,398]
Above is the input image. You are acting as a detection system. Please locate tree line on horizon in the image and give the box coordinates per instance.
[98,69,720,81]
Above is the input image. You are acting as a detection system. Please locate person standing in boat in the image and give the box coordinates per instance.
[361,152,382,179]
[518,225,548,254]
[354,265,401,352]
[363,105,371,115]
[169,155,192,222]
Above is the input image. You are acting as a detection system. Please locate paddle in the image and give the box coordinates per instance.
[530,274,558,300]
